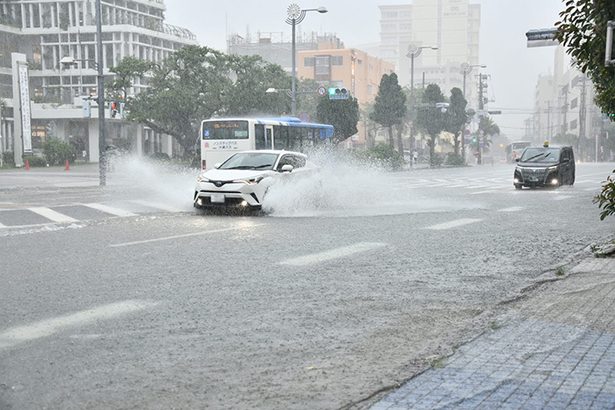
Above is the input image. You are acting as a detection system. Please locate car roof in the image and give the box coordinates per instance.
[231,150,308,158]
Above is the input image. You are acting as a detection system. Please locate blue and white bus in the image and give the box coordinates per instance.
[199,117,334,170]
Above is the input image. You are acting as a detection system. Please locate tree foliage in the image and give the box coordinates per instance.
[445,87,468,156]
[415,84,446,166]
[316,95,359,143]
[370,73,407,150]
[109,46,292,158]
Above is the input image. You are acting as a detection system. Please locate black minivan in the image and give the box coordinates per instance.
[513,145,575,189]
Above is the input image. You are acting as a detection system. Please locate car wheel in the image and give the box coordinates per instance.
[514,184,522,190]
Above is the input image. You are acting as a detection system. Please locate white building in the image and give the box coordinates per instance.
[0,0,197,166]
[379,0,481,105]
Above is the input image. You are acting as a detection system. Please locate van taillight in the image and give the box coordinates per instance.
[201,160,206,170]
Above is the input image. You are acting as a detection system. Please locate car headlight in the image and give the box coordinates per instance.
[196,174,209,183]
[546,166,557,171]
[233,176,264,184]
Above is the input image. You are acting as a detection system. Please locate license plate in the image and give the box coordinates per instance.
[210,193,225,203]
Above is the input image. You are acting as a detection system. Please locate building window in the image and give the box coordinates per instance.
[314,56,331,81]
[304,57,314,67]
[570,119,577,130]
[570,97,578,109]
[331,56,343,65]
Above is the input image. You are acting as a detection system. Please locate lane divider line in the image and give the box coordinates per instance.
[0,300,157,350]
[279,242,387,267]
[83,203,137,217]
[110,224,265,247]
[498,206,524,212]
[424,218,482,231]
[27,207,79,223]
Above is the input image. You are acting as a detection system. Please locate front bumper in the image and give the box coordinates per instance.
[193,180,265,209]
[514,167,558,187]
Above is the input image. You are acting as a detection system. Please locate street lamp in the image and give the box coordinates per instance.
[286,3,327,116]
[59,0,106,186]
[406,45,438,92]
[460,63,486,160]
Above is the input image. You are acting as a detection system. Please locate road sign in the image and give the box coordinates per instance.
[328,87,349,100]
[317,86,326,97]
[526,28,558,48]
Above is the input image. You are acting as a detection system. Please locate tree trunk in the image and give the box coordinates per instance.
[429,135,436,167]
[396,124,404,154]
[388,126,394,148]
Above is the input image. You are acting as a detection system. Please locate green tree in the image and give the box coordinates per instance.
[370,73,407,152]
[316,95,359,143]
[43,138,76,165]
[108,57,154,101]
[445,87,468,158]
[415,84,446,167]
[114,46,292,158]
[476,115,500,164]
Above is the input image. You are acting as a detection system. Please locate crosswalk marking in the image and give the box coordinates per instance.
[553,195,573,201]
[27,207,78,223]
[424,218,482,230]
[470,190,498,195]
[82,203,137,217]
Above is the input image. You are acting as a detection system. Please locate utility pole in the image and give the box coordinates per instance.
[477,73,485,165]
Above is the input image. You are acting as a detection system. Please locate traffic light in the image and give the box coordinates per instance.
[110,101,118,118]
[328,87,349,100]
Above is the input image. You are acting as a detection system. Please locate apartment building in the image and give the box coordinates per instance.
[0,0,197,166]
[379,0,481,105]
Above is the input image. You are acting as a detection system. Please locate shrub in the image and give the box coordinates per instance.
[354,143,404,170]
[43,138,76,166]
[23,155,47,167]
[2,151,14,167]
[149,152,171,162]
[444,153,465,166]
[594,169,615,220]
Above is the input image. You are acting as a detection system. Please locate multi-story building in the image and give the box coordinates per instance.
[379,0,481,106]
[296,47,394,105]
[527,46,603,161]
[0,0,197,166]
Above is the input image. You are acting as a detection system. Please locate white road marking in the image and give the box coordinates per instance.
[424,218,482,230]
[129,199,184,213]
[83,203,137,217]
[470,190,498,195]
[279,242,387,267]
[553,195,573,201]
[0,221,6,228]
[27,207,78,223]
[584,188,599,192]
[498,206,524,212]
[110,224,265,247]
[0,300,157,350]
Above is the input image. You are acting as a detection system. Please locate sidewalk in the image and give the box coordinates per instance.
[371,256,615,409]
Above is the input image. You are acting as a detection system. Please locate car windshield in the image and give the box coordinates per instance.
[520,147,560,163]
[218,152,277,170]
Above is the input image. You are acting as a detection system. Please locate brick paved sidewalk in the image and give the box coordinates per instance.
[372,257,615,410]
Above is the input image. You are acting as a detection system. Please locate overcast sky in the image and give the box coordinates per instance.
[165,0,565,140]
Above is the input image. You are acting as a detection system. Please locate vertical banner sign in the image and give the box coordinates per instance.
[18,64,32,153]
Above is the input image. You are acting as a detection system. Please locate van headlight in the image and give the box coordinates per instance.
[546,166,558,171]
[196,174,209,183]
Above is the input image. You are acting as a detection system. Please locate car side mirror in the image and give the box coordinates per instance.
[280,164,293,172]
[214,163,221,169]
[515,158,520,162]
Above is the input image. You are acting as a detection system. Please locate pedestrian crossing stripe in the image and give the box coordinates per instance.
[82,203,137,217]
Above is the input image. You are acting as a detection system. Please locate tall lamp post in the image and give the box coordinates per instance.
[407,45,438,92]
[60,0,105,186]
[286,3,327,117]
[460,63,486,161]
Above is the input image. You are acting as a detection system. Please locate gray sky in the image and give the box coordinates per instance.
[165,0,565,140]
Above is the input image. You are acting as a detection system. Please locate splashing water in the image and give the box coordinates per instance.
[108,154,197,211]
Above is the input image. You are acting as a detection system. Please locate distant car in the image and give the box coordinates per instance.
[193,150,315,211]
[513,145,575,189]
